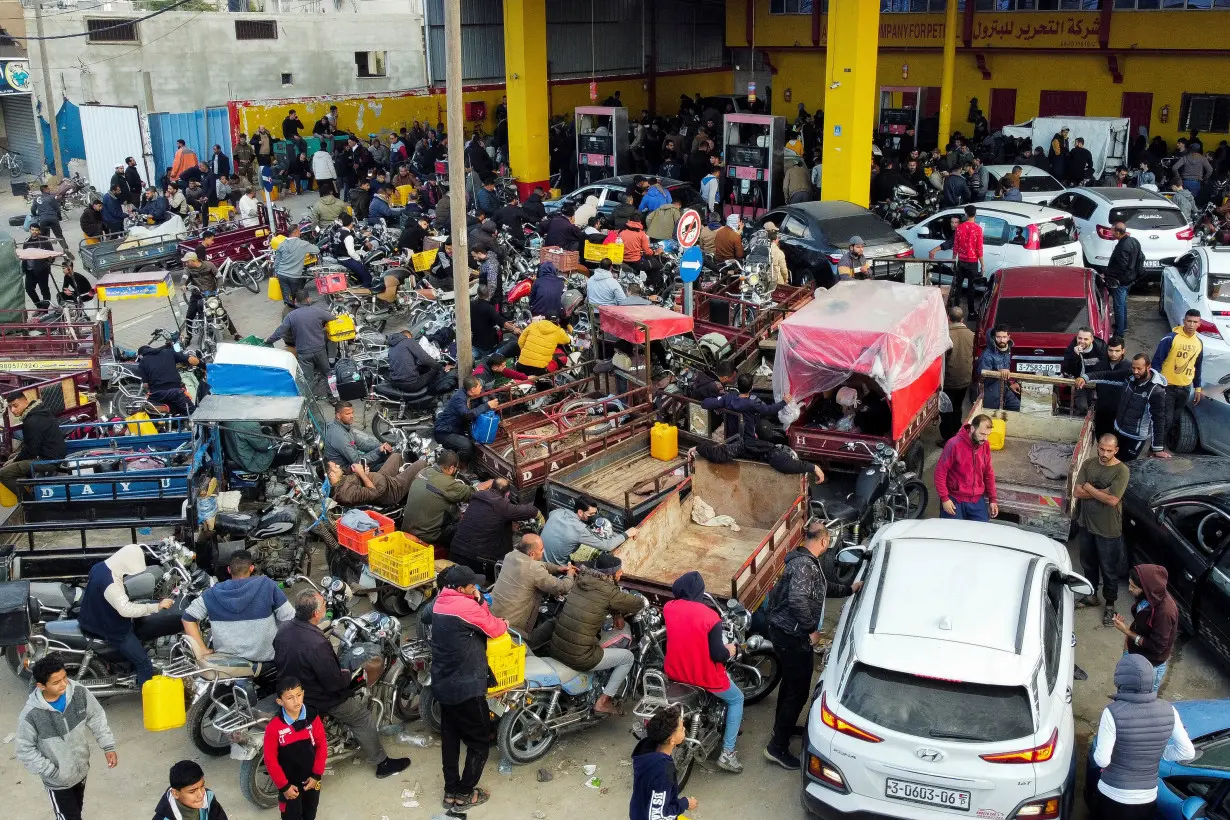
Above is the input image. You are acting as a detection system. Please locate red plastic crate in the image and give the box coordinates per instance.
[316,271,348,295]
[336,510,394,556]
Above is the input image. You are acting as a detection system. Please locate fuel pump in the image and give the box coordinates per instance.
[720,113,786,220]
[574,106,629,187]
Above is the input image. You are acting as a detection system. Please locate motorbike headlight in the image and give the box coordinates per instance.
[205,296,221,311]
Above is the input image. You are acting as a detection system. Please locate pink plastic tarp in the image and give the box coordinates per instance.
[598,305,694,343]
[772,280,951,401]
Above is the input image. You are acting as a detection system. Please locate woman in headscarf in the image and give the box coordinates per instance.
[75,544,175,685]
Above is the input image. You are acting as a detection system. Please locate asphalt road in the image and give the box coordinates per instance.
[0,192,1226,820]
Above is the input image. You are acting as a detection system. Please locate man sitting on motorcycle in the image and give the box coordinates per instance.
[327,454,426,508]
[136,342,201,418]
[182,251,241,342]
[548,552,646,717]
[273,589,410,779]
[181,550,295,665]
[448,477,542,582]
[403,450,490,549]
[387,329,453,396]
[324,401,393,472]
[76,544,175,686]
[663,571,745,773]
[491,534,575,645]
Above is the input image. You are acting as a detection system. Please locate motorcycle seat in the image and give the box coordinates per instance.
[44,619,105,649]
[663,680,706,704]
[524,655,584,688]
[346,287,373,296]
[198,653,262,681]
[151,404,171,414]
[374,382,431,403]
[813,497,862,523]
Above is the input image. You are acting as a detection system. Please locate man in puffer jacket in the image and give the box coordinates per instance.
[16,653,117,820]
[1077,353,1168,462]
[1090,653,1194,819]
[516,315,570,375]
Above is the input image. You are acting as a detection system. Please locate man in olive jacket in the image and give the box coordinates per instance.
[548,553,645,715]
[402,450,489,548]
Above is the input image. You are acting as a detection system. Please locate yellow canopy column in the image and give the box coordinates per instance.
[820,0,880,208]
[503,0,551,198]
[938,0,959,153]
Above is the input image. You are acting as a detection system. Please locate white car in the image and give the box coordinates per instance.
[1160,246,1230,383]
[897,202,1083,282]
[1048,187,1194,278]
[803,519,1092,820]
[983,165,1066,206]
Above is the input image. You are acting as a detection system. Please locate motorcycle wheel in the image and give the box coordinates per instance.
[238,756,281,810]
[185,687,235,756]
[237,261,262,294]
[497,702,557,764]
[890,479,929,521]
[731,649,782,705]
[418,685,443,734]
[63,658,111,698]
[5,644,31,681]
[672,743,697,790]
[392,675,423,723]
[374,586,412,617]
[113,383,148,418]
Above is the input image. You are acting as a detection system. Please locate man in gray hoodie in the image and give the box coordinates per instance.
[16,653,117,820]
[541,495,637,565]
[181,549,295,663]
[270,223,320,309]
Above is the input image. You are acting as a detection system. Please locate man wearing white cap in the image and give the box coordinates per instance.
[714,214,744,264]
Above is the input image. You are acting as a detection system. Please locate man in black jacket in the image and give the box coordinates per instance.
[1061,327,1108,415]
[20,225,54,307]
[544,208,584,252]
[386,329,450,395]
[0,392,67,499]
[1067,137,1094,185]
[109,165,130,206]
[448,478,540,581]
[1077,353,1168,462]
[274,590,409,778]
[521,187,547,223]
[123,157,144,207]
[1084,337,1131,438]
[763,522,860,771]
[1105,222,1143,337]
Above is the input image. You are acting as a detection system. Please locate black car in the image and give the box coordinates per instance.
[543,174,703,218]
[1122,454,1230,669]
[754,201,913,288]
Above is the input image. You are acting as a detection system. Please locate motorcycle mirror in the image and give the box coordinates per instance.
[726,598,739,610]
[836,547,867,566]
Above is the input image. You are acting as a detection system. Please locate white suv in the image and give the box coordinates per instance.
[1048,187,1194,279]
[802,519,1093,820]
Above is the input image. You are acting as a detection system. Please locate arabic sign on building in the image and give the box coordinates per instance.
[872,13,1102,50]
[0,61,32,96]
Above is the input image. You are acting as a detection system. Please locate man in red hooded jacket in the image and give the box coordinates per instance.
[934,414,999,522]
[1112,564,1178,693]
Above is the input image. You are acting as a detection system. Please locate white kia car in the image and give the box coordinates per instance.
[1160,246,1230,384]
[1048,187,1194,280]
[983,165,1067,206]
[802,519,1092,820]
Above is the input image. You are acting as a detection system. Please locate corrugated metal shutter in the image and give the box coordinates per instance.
[1,95,42,178]
[78,104,144,194]
[148,110,207,183]
[205,107,231,155]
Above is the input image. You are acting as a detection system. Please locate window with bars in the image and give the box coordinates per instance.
[1180,94,1230,134]
[85,18,139,43]
[235,20,278,40]
[355,51,387,78]
[768,0,818,13]
[1115,1,1230,7]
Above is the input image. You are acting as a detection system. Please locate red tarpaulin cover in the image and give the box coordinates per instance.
[598,305,695,343]
[772,280,950,402]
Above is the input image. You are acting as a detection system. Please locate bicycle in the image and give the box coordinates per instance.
[499,394,630,463]
[0,150,23,178]
[216,244,266,294]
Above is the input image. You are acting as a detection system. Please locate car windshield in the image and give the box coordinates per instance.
[1109,206,1187,230]
[1018,176,1065,193]
[842,663,1034,743]
[821,214,901,246]
[1037,218,1078,249]
[995,297,1089,334]
[1193,732,1230,770]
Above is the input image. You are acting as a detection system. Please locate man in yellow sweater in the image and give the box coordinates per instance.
[1151,308,1205,452]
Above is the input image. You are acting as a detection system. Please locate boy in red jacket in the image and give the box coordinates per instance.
[263,676,327,820]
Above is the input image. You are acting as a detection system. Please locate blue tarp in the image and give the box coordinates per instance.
[207,362,300,397]
[39,99,85,172]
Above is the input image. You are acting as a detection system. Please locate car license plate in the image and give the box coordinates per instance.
[1053,253,1076,265]
[1015,362,1060,375]
[1143,259,1163,269]
[885,778,971,811]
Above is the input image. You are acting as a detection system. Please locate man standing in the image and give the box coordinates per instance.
[101,183,127,235]
[21,224,54,307]
[1113,565,1180,693]
[1105,223,1143,336]
[1048,127,1070,181]
[1152,309,1204,445]
[490,534,575,637]
[264,290,334,397]
[16,654,118,820]
[934,413,999,522]
[448,477,541,581]
[714,215,744,265]
[950,205,983,318]
[209,145,230,180]
[1086,336,1131,438]
[324,401,392,471]
[1073,434,1130,627]
[1077,354,1168,462]
[282,109,303,141]
[274,591,409,779]
[762,522,859,770]
[123,157,144,208]
[835,236,870,280]
[430,565,508,811]
[940,306,975,443]
[234,135,257,185]
[270,223,319,310]
[1067,137,1094,185]
[979,325,1020,411]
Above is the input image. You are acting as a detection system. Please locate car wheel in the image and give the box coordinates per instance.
[1169,408,1198,454]
[1158,282,1167,317]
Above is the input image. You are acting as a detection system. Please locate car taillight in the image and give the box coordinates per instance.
[980,728,1058,764]
[1177,226,1195,241]
[895,248,914,258]
[1095,225,1117,240]
[819,691,883,743]
[1014,795,1062,819]
[806,752,849,792]
[1024,224,1041,251]
[1198,319,1224,341]
[828,253,842,263]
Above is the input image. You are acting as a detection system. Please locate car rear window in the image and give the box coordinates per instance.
[842,663,1034,743]
[1037,217,1078,249]
[821,214,901,246]
[1109,207,1187,230]
[1209,273,1230,303]
[1018,176,1065,193]
[995,297,1089,334]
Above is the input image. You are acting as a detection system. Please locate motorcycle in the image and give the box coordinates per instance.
[207,474,327,583]
[874,184,938,229]
[810,440,929,553]
[184,574,353,757]
[632,669,731,788]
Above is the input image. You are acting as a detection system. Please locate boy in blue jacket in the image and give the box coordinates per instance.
[630,705,697,820]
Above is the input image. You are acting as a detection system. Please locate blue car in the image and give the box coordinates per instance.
[1085,699,1230,819]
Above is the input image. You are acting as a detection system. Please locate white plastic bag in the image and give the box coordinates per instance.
[778,400,802,427]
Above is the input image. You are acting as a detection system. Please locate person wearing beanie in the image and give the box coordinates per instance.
[715,214,744,264]
[548,552,645,716]
[1090,654,1193,819]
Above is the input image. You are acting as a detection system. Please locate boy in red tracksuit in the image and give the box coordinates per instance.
[263,676,327,820]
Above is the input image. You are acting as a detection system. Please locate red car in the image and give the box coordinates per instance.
[973,265,1112,383]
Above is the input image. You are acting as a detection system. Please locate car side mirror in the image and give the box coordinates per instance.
[916,226,931,238]
[836,547,867,566]
[1063,572,1095,598]
[1182,796,1209,820]
[1160,257,1177,267]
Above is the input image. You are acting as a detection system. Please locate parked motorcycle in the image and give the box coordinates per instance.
[207,474,327,582]
[632,669,730,788]
[874,184,938,229]
[811,441,929,551]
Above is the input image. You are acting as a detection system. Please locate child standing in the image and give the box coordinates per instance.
[152,760,229,820]
[630,705,698,820]
[263,677,327,820]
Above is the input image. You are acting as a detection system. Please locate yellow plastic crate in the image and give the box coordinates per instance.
[486,632,526,694]
[326,314,356,342]
[367,532,434,588]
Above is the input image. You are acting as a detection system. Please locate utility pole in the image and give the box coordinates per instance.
[33,1,63,179]
[444,0,472,378]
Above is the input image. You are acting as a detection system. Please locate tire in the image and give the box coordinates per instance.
[497,702,558,764]
[890,479,929,521]
[10,158,22,178]
[185,687,235,756]
[418,685,443,734]
[731,649,782,705]
[672,743,696,790]
[238,756,280,809]
[903,440,925,477]
[392,675,423,723]
[5,644,31,681]
[238,261,261,294]
[1170,408,1198,454]
[375,586,412,617]
[1158,284,1167,317]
